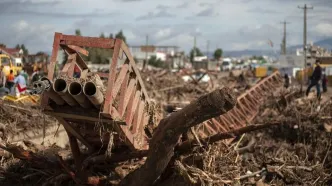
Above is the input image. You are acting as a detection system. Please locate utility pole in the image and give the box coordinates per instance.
[280,20,290,55]
[298,4,313,92]
[193,36,197,62]
[143,35,148,70]
[206,40,210,61]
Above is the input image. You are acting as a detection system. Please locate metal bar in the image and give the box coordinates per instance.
[56,117,94,151]
[67,45,89,56]
[127,91,141,127]
[203,122,217,135]
[121,42,150,102]
[41,32,62,108]
[120,79,136,117]
[60,34,115,49]
[103,39,121,114]
[131,101,145,134]
[112,63,129,100]
[62,46,89,70]
[211,118,228,132]
[118,72,130,116]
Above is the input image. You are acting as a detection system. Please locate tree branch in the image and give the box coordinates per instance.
[120,87,236,186]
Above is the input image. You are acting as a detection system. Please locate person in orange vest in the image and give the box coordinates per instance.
[6,70,15,91]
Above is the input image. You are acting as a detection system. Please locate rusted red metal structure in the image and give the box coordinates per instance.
[42,33,157,163]
[196,71,283,138]
[41,33,284,177]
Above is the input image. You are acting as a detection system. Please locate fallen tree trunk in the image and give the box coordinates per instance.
[120,87,236,186]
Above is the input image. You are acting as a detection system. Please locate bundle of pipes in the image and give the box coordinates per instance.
[32,77,65,105]
[33,74,105,109]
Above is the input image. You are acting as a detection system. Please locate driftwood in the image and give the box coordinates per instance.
[120,87,236,186]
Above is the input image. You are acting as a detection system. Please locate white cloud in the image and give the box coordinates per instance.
[13,20,29,32]
[0,20,57,53]
[315,23,332,36]
[0,0,331,53]
[155,28,172,39]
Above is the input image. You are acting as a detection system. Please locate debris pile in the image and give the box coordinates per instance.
[0,67,331,186]
[162,91,332,185]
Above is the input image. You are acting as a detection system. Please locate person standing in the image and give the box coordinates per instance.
[306,60,322,99]
[21,67,29,86]
[284,74,290,89]
[31,68,42,83]
[6,70,15,91]
[14,71,27,97]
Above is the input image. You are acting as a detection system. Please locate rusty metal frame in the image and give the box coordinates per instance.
[197,71,283,138]
[42,33,152,151]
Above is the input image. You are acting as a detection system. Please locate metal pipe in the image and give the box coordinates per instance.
[53,78,78,106]
[68,81,92,108]
[83,81,104,108]
[32,77,65,105]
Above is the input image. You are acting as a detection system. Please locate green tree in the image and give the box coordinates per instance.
[148,55,163,68]
[20,44,28,55]
[100,32,105,38]
[109,33,114,39]
[213,48,223,60]
[115,30,126,43]
[75,29,81,36]
[15,44,20,50]
[190,47,203,62]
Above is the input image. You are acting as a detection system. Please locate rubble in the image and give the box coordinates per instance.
[0,32,331,186]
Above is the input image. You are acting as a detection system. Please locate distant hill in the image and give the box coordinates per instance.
[314,38,332,49]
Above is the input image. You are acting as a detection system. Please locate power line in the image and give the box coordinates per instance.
[280,20,290,55]
[298,4,313,92]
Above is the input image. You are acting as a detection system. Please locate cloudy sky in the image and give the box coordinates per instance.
[0,0,331,53]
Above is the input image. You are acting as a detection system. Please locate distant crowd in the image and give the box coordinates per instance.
[0,66,43,97]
